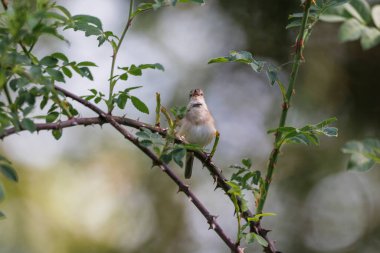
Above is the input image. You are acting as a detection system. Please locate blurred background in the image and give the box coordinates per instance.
[1,0,380,252]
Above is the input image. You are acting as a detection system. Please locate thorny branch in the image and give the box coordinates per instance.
[1,87,279,252]
[53,86,244,253]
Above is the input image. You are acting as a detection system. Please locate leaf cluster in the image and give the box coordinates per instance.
[267,117,338,148]
[320,0,380,49]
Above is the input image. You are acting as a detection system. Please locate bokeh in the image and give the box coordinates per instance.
[1,0,380,253]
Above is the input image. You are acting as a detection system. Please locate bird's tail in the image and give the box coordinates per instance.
[185,151,194,179]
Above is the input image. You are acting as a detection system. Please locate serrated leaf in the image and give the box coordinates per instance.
[131,96,149,114]
[21,118,36,133]
[0,163,18,182]
[52,129,62,140]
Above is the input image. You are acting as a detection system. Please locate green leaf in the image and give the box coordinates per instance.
[52,129,62,140]
[132,3,154,18]
[342,139,380,171]
[131,96,149,114]
[160,153,172,164]
[266,67,278,86]
[40,56,58,67]
[242,158,252,169]
[138,63,165,71]
[128,65,142,76]
[0,163,18,182]
[247,212,276,222]
[76,67,93,80]
[286,19,302,29]
[338,18,363,42]
[46,68,65,82]
[21,118,36,133]
[61,66,72,78]
[207,57,230,64]
[72,15,103,30]
[252,233,268,247]
[0,155,10,163]
[372,5,380,29]
[46,112,59,123]
[77,61,98,67]
[119,73,128,81]
[51,52,69,63]
[347,0,372,24]
[360,27,380,50]
[55,5,72,18]
[171,147,186,168]
[117,93,129,109]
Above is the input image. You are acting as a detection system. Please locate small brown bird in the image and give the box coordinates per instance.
[178,89,216,179]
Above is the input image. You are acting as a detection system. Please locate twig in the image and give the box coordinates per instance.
[107,0,135,113]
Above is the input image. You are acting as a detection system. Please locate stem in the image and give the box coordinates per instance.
[155,92,161,127]
[107,0,134,113]
[3,82,13,107]
[256,0,313,215]
[209,130,220,159]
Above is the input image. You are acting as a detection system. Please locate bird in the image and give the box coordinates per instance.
[178,89,217,179]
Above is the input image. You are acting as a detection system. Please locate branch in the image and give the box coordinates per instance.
[0,116,165,140]
[0,95,279,252]
[53,86,243,253]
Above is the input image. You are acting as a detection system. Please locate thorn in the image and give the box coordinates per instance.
[208,222,216,230]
